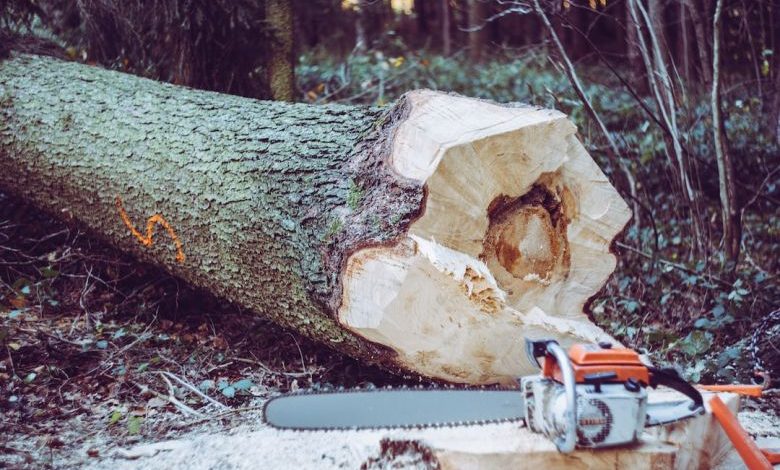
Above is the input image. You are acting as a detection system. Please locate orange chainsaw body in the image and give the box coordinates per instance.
[543,344,651,385]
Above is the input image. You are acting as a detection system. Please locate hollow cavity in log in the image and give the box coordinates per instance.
[482,183,571,289]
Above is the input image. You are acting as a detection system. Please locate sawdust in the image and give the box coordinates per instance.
[83,415,524,470]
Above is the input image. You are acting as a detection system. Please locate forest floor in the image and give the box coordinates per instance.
[0,283,778,469]
[0,289,778,470]
[0,192,424,468]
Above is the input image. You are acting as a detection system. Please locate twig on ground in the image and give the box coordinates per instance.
[22,328,88,346]
[616,241,732,287]
[232,357,310,378]
[6,344,17,378]
[70,265,95,335]
[142,377,203,417]
[286,332,311,381]
[205,361,234,374]
[174,405,266,430]
[157,371,228,410]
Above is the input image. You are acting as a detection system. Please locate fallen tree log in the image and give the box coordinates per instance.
[0,54,631,384]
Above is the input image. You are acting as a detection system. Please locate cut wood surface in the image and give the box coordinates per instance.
[0,54,631,384]
[94,391,741,470]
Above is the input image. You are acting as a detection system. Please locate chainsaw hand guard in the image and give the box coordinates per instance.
[544,341,578,453]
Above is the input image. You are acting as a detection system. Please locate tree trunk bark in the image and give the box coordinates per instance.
[441,0,452,56]
[686,0,712,86]
[467,0,485,62]
[648,0,666,65]
[711,0,741,265]
[0,54,631,384]
[355,0,368,51]
[625,0,646,92]
[677,0,691,83]
[265,0,295,101]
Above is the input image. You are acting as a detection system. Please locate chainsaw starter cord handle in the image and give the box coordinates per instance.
[546,341,578,454]
[648,367,705,410]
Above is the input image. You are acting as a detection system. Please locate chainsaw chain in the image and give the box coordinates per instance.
[750,308,780,386]
[261,385,526,432]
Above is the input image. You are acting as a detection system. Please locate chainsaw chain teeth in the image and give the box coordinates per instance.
[261,385,525,432]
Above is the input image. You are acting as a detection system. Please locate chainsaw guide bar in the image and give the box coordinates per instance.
[262,386,526,431]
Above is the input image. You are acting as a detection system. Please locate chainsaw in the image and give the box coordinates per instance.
[263,339,705,453]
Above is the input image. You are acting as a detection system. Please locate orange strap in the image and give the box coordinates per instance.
[762,449,780,465]
[709,395,772,470]
[699,384,765,397]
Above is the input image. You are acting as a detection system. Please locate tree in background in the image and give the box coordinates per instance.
[441,0,452,55]
[467,0,485,61]
[75,0,271,98]
[354,0,368,51]
[711,0,740,265]
[266,0,296,101]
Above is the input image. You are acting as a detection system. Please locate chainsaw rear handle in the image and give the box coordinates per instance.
[648,367,704,410]
[526,339,577,453]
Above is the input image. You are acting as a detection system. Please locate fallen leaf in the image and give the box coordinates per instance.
[46,436,65,449]
[108,410,123,425]
[146,397,167,409]
[127,416,143,435]
[232,378,254,391]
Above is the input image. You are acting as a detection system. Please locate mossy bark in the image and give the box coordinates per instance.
[0,54,423,368]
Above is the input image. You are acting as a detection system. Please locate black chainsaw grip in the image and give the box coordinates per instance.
[525,339,558,369]
[648,367,704,410]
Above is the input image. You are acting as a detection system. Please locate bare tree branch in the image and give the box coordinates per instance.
[712,0,741,265]
[532,0,641,229]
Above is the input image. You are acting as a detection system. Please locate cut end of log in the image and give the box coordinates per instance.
[339,91,632,384]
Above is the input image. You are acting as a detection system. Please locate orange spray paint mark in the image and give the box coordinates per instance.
[115,196,186,264]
